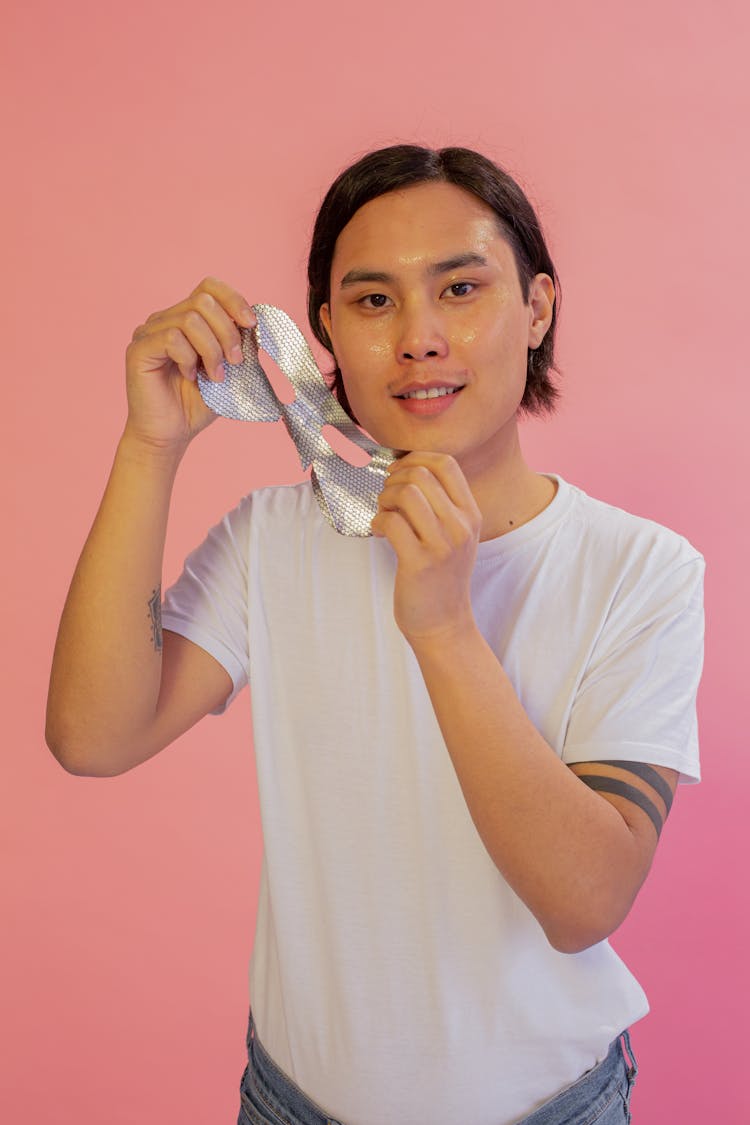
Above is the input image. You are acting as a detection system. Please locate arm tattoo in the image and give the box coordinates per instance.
[598,760,674,813]
[147,585,163,653]
[576,774,666,838]
[575,760,676,839]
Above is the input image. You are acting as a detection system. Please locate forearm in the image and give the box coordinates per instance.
[46,429,186,773]
[410,622,650,952]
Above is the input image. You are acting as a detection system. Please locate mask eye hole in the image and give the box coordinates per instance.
[258,348,297,405]
[321,424,373,467]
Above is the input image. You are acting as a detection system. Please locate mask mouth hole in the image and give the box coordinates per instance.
[321,424,373,467]
[258,349,297,405]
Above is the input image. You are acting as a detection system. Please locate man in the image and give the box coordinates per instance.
[47,145,704,1124]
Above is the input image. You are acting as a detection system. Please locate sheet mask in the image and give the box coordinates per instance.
[197,304,396,537]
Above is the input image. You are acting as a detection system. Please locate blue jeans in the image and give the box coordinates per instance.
[237,1009,638,1125]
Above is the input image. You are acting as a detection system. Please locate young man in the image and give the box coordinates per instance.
[46,145,704,1125]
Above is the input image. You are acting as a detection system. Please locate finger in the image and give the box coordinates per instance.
[130,326,200,383]
[377,475,451,544]
[174,307,235,381]
[386,453,471,512]
[387,452,476,514]
[141,281,256,368]
[191,276,256,330]
[371,507,421,556]
[380,463,463,527]
[141,302,245,383]
[189,283,255,366]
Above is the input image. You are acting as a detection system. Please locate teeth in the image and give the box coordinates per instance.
[401,386,459,400]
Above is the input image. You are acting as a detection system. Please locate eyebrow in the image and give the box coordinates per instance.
[339,252,489,289]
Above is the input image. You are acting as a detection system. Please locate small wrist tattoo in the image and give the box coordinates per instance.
[148,585,163,653]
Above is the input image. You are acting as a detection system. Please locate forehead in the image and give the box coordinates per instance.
[330,181,514,276]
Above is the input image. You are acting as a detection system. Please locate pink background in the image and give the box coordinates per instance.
[3,1,747,1121]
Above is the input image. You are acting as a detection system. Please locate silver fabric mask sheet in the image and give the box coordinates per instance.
[197,304,397,537]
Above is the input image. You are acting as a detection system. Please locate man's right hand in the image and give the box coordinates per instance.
[124,277,257,450]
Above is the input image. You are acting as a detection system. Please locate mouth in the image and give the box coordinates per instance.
[395,384,465,402]
[395,385,464,401]
[392,383,465,417]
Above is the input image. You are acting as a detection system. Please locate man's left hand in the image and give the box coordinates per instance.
[370,451,482,643]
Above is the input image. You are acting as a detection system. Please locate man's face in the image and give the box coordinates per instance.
[319,181,554,479]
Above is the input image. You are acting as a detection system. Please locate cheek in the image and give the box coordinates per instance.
[336,330,392,383]
[468,308,529,360]
[452,324,480,347]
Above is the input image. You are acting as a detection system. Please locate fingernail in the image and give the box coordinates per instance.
[230,344,243,363]
[240,306,255,326]
[214,363,226,382]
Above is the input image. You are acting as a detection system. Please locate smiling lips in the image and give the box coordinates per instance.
[394,383,465,415]
[399,386,459,400]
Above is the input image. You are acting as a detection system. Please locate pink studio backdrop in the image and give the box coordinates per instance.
[3,1,747,1122]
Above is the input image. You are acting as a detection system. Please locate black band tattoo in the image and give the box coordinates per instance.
[148,585,163,653]
[597,760,674,814]
[577,775,665,838]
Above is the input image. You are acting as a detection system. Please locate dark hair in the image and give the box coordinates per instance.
[307,144,560,419]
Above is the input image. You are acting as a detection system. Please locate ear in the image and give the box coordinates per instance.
[319,302,332,342]
[527,274,555,349]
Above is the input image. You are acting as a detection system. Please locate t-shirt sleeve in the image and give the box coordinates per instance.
[161,494,253,714]
[563,549,705,783]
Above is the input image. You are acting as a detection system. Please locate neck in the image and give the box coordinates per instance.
[459,422,557,542]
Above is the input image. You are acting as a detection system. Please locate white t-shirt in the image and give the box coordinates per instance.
[163,474,704,1125]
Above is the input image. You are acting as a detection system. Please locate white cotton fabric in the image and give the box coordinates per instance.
[162,475,704,1125]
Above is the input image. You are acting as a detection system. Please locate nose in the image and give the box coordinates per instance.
[396,302,449,364]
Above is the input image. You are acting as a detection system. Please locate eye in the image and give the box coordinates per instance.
[444,281,475,298]
[358,293,391,309]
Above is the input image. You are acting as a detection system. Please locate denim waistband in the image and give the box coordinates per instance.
[240,1010,342,1125]
[239,1009,638,1125]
